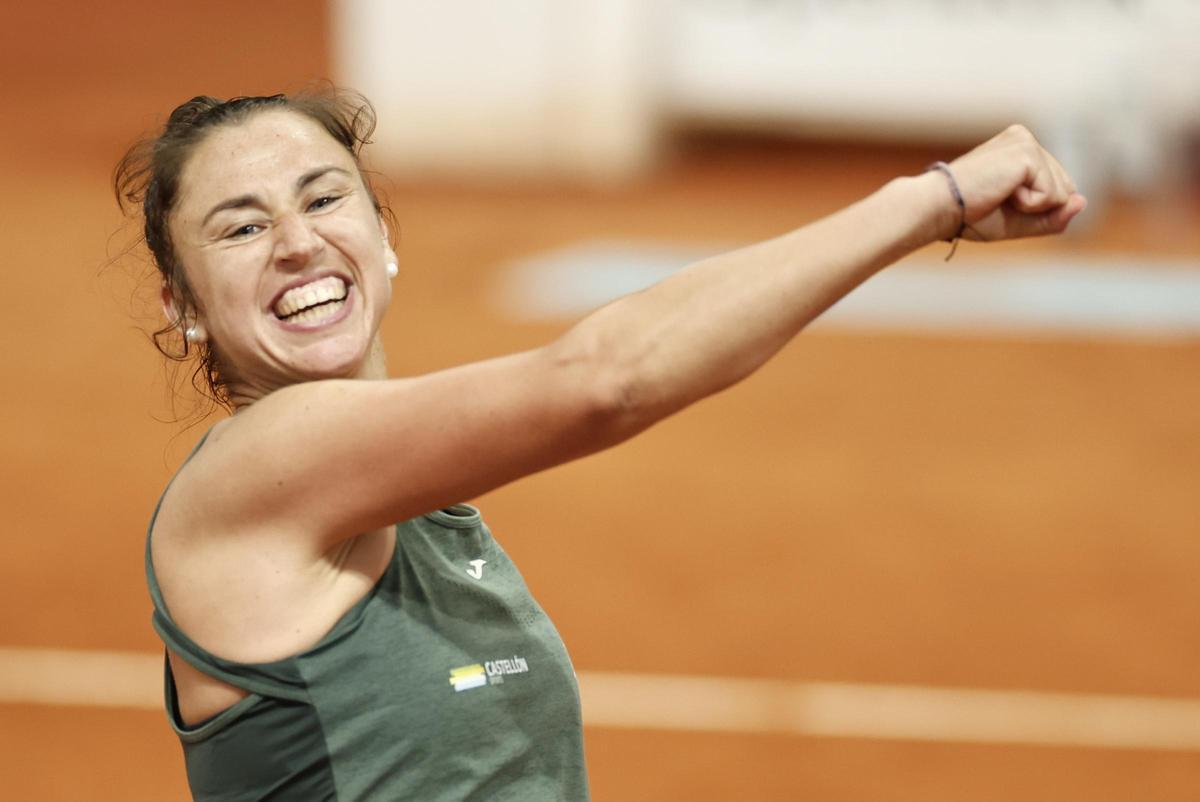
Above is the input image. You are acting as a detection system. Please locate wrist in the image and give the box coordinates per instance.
[925,162,968,244]
[882,172,963,252]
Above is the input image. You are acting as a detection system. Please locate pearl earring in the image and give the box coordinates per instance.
[185,326,199,342]
[386,261,399,279]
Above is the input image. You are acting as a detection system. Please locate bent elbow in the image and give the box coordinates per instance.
[594,364,647,440]
[550,333,651,447]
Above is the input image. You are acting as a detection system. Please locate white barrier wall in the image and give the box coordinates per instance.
[331,0,657,180]
[659,0,1200,196]
[333,0,1200,193]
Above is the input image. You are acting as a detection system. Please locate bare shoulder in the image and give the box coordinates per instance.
[149,424,397,662]
[155,384,350,551]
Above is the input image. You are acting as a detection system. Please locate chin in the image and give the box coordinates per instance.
[288,337,375,382]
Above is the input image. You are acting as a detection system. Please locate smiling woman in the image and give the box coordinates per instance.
[116,88,1085,801]
[165,111,395,404]
[115,92,394,408]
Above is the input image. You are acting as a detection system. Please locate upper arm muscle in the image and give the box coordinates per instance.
[179,342,623,551]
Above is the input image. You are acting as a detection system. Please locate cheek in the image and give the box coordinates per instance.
[176,265,216,318]
[327,220,389,278]
[187,259,258,325]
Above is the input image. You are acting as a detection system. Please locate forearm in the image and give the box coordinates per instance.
[562,171,951,424]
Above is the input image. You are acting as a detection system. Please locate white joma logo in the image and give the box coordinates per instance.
[466,559,487,580]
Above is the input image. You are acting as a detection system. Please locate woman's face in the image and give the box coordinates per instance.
[168,109,393,399]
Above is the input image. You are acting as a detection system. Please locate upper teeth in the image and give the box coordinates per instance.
[274,277,348,318]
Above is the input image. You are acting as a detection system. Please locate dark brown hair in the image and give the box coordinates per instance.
[113,87,390,410]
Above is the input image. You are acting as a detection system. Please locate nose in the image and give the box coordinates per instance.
[272,212,324,268]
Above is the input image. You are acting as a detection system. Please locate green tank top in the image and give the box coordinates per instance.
[145,436,589,801]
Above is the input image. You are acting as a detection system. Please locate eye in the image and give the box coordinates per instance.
[227,224,261,240]
[307,195,341,212]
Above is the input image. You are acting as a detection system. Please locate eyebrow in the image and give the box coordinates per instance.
[200,166,354,228]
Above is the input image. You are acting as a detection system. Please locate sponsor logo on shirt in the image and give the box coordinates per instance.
[449,655,530,692]
[449,664,487,692]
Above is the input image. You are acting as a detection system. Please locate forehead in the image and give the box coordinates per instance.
[177,110,357,207]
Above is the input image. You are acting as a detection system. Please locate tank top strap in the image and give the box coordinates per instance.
[144,427,309,703]
[150,607,309,702]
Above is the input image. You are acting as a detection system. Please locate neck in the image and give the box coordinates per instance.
[358,333,390,381]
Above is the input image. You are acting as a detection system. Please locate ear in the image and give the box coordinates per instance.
[161,283,205,343]
[379,215,398,268]
[160,282,181,327]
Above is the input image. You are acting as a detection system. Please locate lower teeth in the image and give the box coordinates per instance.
[289,299,344,324]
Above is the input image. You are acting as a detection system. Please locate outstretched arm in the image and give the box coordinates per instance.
[560,124,1086,426]
[177,125,1085,548]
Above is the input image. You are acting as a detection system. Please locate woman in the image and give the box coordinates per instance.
[118,90,1084,801]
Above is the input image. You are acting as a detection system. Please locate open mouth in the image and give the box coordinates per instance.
[272,276,349,325]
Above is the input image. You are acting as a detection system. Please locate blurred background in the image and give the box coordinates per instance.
[2,1,1200,799]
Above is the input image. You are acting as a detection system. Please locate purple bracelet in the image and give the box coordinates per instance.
[925,161,966,261]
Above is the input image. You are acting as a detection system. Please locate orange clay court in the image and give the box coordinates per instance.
[2,3,1199,800]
